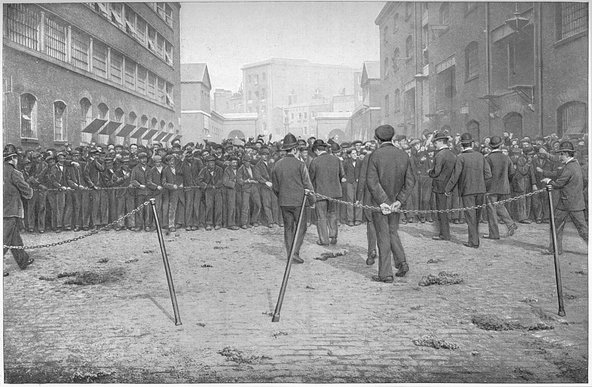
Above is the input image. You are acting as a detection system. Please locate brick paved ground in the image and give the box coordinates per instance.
[3,218,588,383]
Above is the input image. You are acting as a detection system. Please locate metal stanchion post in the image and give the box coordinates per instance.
[272,193,308,323]
[150,198,182,326]
[546,185,565,317]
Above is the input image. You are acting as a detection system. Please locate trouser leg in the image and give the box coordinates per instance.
[365,210,377,255]
[214,189,223,227]
[250,187,261,224]
[372,211,393,278]
[3,218,30,268]
[435,192,450,239]
[327,200,338,239]
[388,212,406,268]
[241,190,251,226]
[486,194,501,239]
[315,200,329,244]
[463,195,480,246]
[260,187,274,225]
[226,189,236,227]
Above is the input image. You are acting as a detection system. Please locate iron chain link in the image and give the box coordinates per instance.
[308,188,546,215]
[3,201,150,250]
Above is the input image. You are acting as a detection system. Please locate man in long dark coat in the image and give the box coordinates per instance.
[366,125,415,282]
[428,132,456,241]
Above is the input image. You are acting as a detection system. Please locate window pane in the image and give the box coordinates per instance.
[137,66,147,94]
[20,94,37,138]
[136,16,147,44]
[54,101,66,141]
[560,3,588,39]
[124,59,136,90]
[71,28,89,70]
[157,78,165,104]
[110,50,123,84]
[6,4,41,51]
[92,41,107,78]
[44,14,67,61]
[147,72,157,100]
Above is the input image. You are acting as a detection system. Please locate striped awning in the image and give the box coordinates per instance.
[153,131,168,142]
[131,127,148,139]
[81,118,107,133]
[171,134,182,143]
[142,129,159,140]
[98,121,122,135]
[116,124,136,137]
[162,133,174,142]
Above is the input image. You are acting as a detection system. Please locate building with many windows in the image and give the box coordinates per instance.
[375,2,588,140]
[241,58,358,137]
[3,2,181,149]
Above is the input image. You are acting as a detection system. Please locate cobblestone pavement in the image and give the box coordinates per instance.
[3,219,588,383]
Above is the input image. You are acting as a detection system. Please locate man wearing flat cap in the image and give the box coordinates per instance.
[365,125,414,282]
[445,133,492,248]
[237,154,261,228]
[272,133,315,264]
[4,148,34,275]
[540,141,588,255]
[255,148,277,228]
[197,155,224,230]
[130,152,152,231]
[309,139,345,246]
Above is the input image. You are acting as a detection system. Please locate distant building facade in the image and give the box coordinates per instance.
[348,61,383,141]
[375,2,588,140]
[241,58,358,137]
[3,2,182,149]
[315,112,352,141]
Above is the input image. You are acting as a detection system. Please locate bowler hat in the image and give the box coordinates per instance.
[352,140,363,145]
[312,139,329,151]
[460,133,473,145]
[375,125,395,141]
[3,150,17,161]
[432,132,449,142]
[489,136,503,148]
[555,141,576,154]
[281,133,298,151]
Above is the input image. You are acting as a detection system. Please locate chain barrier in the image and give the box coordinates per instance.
[3,201,150,250]
[308,188,546,215]
[32,185,206,193]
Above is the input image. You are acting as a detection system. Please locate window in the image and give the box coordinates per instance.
[97,103,109,120]
[71,28,90,70]
[20,93,38,139]
[392,48,400,72]
[466,120,480,139]
[383,26,389,44]
[406,35,414,60]
[439,3,450,26]
[157,78,166,104]
[137,66,147,95]
[147,72,157,100]
[110,3,124,27]
[165,42,173,65]
[384,57,389,78]
[503,112,523,138]
[54,101,67,141]
[164,4,174,28]
[442,67,456,98]
[125,6,137,35]
[156,2,166,19]
[394,89,401,112]
[5,4,41,51]
[92,40,108,78]
[556,3,588,40]
[393,13,399,33]
[114,108,124,123]
[168,123,174,134]
[166,83,174,107]
[160,120,166,132]
[465,41,479,80]
[151,118,158,130]
[124,59,136,90]
[44,14,67,61]
[136,16,147,44]
[80,98,92,128]
[156,34,165,59]
[422,25,430,65]
[110,50,123,84]
[557,101,587,136]
[384,94,390,117]
[147,26,157,51]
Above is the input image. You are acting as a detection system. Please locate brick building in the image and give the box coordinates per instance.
[241,58,358,137]
[3,2,182,149]
[375,2,588,140]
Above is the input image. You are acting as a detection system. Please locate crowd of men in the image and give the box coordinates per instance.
[8,130,587,237]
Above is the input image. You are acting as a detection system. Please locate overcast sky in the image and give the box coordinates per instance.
[180,1,384,92]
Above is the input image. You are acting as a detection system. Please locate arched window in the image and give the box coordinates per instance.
[151,117,158,129]
[384,56,389,78]
[128,111,137,125]
[53,100,67,141]
[557,101,587,137]
[392,48,400,72]
[20,93,38,139]
[168,122,175,134]
[160,120,166,132]
[394,89,401,112]
[503,112,523,139]
[466,120,480,139]
[465,41,479,80]
[114,107,124,122]
[97,103,109,120]
[405,35,413,60]
[80,98,92,144]
[439,3,450,25]
[140,115,148,128]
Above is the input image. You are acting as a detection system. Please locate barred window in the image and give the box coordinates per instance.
[5,4,41,51]
[147,72,157,100]
[44,13,67,61]
[54,101,67,141]
[110,50,123,84]
[137,66,147,95]
[556,3,588,40]
[157,78,166,104]
[71,28,90,70]
[92,40,108,78]
[465,41,479,80]
[20,93,38,139]
[124,59,136,90]
[558,101,587,136]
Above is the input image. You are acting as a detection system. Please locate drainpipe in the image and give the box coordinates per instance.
[485,2,491,137]
[534,2,544,137]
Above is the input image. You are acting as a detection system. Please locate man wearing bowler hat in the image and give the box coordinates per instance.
[4,147,34,275]
[541,141,588,255]
[483,135,518,240]
[272,133,315,264]
[445,133,492,248]
[366,125,415,282]
[429,131,456,241]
